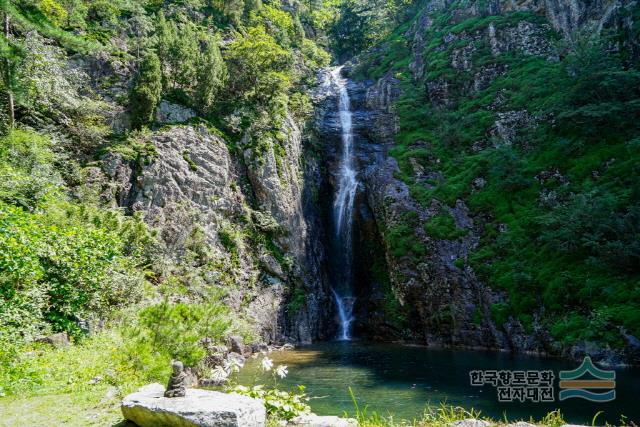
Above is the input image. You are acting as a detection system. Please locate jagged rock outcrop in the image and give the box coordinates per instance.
[241,113,331,343]
[363,153,504,347]
[97,125,284,339]
[156,100,196,124]
[94,119,330,343]
[502,0,636,37]
[103,126,245,255]
[408,0,637,83]
[363,73,400,144]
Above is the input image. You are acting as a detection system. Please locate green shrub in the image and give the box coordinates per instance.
[0,130,61,208]
[0,202,145,338]
[423,210,468,240]
[386,212,426,259]
[287,287,307,315]
[182,150,198,171]
[218,223,242,265]
[130,51,162,129]
[490,303,510,327]
[231,384,310,421]
[124,299,231,370]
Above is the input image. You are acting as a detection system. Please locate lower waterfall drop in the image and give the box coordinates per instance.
[330,66,358,341]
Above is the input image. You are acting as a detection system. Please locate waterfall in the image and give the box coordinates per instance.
[330,66,358,341]
[332,289,355,341]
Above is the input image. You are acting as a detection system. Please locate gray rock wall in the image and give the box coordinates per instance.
[337,0,638,360]
[96,119,330,343]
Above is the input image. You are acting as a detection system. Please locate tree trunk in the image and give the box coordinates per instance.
[3,11,14,129]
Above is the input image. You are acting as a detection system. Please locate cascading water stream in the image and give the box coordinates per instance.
[332,289,354,341]
[330,66,358,341]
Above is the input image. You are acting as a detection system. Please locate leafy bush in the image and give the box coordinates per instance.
[130,51,162,129]
[385,211,426,258]
[231,384,310,420]
[0,129,155,338]
[218,223,243,265]
[286,287,307,315]
[0,202,146,338]
[224,25,293,105]
[0,129,61,208]
[424,210,468,240]
[123,299,231,370]
[38,0,67,26]
[538,191,640,274]
[557,35,640,138]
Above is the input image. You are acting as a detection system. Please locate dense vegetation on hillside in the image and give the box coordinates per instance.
[0,1,416,419]
[1,0,640,423]
[0,0,418,348]
[0,0,340,400]
[355,1,640,347]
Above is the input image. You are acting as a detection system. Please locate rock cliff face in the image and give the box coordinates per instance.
[92,118,330,343]
[318,0,640,363]
[320,68,507,347]
[55,12,333,344]
[241,114,331,343]
[501,0,635,37]
[47,0,636,356]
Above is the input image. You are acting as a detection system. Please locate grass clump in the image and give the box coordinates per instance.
[348,388,571,427]
[424,210,468,240]
[385,211,426,259]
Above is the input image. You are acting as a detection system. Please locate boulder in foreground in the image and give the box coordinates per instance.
[283,414,358,426]
[449,420,492,427]
[121,383,266,427]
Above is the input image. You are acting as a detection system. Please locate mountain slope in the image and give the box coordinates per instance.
[351,0,640,364]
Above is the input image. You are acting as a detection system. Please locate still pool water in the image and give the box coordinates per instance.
[236,342,640,425]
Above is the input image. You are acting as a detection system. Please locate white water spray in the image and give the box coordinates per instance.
[330,66,358,341]
[332,289,355,341]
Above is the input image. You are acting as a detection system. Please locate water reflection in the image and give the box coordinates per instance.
[236,342,640,424]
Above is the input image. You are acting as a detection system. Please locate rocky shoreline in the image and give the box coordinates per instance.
[120,383,594,427]
[185,335,295,387]
[121,383,357,427]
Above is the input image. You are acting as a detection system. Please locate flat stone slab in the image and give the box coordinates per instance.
[449,420,492,427]
[121,383,266,427]
[284,414,358,426]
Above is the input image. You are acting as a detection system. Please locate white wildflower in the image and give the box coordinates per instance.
[211,366,229,382]
[261,356,274,372]
[227,358,243,373]
[275,365,288,379]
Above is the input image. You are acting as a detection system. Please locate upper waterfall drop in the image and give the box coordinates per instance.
[329,66,358,341]
[332,66,358,241]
